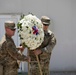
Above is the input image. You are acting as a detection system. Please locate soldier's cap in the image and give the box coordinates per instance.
[41,16,50,26]
[5,21,16,29]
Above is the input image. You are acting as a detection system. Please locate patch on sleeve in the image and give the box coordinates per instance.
[48,30,52,35]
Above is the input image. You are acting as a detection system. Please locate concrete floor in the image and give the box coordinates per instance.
[18,71,76,75]
[50,71,76,75]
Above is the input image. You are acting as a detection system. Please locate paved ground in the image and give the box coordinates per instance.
[18,71,76,75]
[50,71,76,75]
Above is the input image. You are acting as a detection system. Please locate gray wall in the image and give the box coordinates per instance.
[0,0,76,71]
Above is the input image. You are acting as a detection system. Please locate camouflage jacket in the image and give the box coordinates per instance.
[38,30,56,54]
[0,34,28,65]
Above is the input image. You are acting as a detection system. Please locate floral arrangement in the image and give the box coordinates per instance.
[17,14,44,50]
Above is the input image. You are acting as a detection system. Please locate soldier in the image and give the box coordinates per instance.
[0,21,30,75]
[28,16,56,75]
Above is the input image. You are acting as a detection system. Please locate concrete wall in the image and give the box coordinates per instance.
[0,0,76,71]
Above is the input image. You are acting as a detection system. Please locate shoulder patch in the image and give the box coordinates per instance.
[48,30,52,35]
[0,35,6,45]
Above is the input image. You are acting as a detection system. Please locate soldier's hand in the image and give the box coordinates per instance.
[28,56,31,62]
[33,49,42,55]
[25,56,31,62]
[17,46,25,53]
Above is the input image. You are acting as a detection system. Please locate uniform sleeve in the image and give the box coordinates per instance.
[6,41,28,61]
[41,33,56,54]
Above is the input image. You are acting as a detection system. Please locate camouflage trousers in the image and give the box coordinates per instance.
[0,63,18,75]
[28,51,51,75]
[0,64,3,75]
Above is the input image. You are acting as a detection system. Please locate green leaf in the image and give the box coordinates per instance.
[20,14,25,20]
[17,23,22,29]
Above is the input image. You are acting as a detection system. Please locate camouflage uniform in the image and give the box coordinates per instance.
[0,21,28,75]
[28,16,56,75]
[28,30,56,75]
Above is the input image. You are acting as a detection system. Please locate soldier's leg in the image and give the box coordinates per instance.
[40,52,51,75]
[3,65,18,75]
[30,62,40,75]
[0,64,3,75]
[28,51,40,75]
[42,65,50,75]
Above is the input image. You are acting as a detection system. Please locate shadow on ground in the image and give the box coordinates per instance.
[18,71,76,75]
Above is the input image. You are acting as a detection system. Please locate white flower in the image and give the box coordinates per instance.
[17,14,44,50]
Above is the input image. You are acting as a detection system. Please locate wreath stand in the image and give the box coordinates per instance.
[36,55,42,75]
[28,51,42,75]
